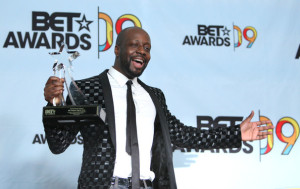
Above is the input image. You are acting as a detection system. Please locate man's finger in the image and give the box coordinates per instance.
[258,120,272,125]
[46,76,60,85]
[257,135,268,140]
[257,131,273,136]
[44,85,64,93]
[253,120,272,127]
[244,110,254,122]
[258,125,274,131]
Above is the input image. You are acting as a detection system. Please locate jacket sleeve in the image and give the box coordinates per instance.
[155,88,242,149]
[43,103,80,154]
[43,75,101,154]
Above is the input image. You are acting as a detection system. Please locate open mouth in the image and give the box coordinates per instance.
[132,57,145,68]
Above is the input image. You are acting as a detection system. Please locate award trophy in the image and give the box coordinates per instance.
[42,43,106,125]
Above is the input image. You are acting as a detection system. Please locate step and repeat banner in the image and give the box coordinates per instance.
[1,0,299,188]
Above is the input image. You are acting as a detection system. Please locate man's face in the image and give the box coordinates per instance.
[115,28,151,79]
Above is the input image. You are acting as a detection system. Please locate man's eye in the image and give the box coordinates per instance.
[144,46,151,51]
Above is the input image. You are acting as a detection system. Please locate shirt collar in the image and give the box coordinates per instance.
[108,67,138,87]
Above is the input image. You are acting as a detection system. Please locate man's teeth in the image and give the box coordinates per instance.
[133,59,143,64]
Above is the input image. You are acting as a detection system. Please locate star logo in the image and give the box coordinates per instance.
[222,27,230,36]
[76,14,93,32]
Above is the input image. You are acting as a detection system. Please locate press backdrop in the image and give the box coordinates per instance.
[0,0,299,188]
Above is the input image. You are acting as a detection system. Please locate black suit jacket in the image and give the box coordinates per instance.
[44,70,242,189]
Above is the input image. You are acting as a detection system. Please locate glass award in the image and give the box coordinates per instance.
[49,43,86,106]
[43,43,106,125]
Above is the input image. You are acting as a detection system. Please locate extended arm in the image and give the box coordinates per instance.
[43,76,79,154]
[156,88,273,149]
[152,88,241,149]
[167,110,241,149]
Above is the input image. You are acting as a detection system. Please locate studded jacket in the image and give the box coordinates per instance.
[43,70,242,189]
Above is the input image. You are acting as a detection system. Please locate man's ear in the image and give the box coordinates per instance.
[114,45,120,57]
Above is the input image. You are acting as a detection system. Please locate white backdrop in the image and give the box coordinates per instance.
[0,0,299,188]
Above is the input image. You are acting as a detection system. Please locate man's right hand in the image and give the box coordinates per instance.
[44,76,65,105]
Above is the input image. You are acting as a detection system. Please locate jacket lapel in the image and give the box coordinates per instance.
[99,70,116,148]
[138,79,177,189]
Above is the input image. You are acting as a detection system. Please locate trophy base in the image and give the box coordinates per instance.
[43,105,106,125]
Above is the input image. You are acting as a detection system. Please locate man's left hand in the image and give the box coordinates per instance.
[240,111,274,141]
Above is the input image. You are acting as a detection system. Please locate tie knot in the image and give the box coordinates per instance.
[126,80,133,86]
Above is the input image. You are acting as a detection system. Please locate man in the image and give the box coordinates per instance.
[43,27,273,189]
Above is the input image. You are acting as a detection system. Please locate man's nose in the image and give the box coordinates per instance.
[136,45,146,56]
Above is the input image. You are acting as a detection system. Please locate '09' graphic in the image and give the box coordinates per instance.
[260,115,299,155]
[98,7,142,58]
[233,25,257,48]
